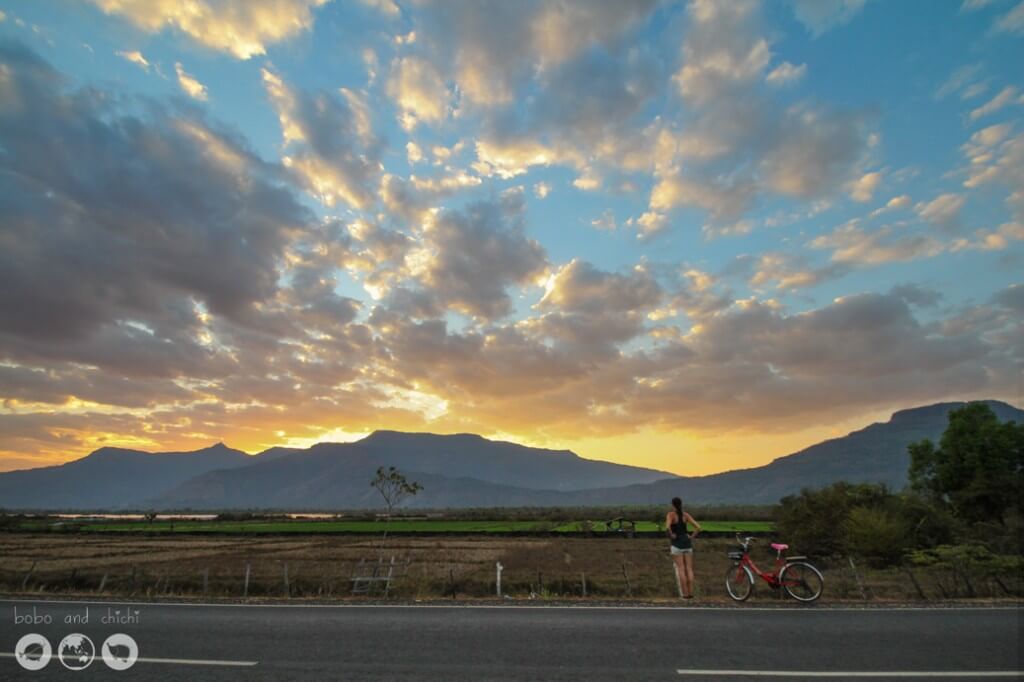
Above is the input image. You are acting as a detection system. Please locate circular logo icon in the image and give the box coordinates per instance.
[15,633,52,671]
[101,633,139,671]
[57,633,95,671]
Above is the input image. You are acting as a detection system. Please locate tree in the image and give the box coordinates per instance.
[908,403,1024,526]
[370,466,422,517]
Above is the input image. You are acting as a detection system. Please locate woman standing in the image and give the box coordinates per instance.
[667,497,701,599]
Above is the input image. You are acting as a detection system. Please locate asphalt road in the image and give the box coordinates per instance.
[0,600,1020,681]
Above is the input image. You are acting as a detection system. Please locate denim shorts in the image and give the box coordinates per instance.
[670,545,693,555]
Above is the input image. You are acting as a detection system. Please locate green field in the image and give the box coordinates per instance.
[55,519,773,534]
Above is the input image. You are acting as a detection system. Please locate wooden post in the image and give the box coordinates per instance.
[449,566,455,599]
[202,568,209,595]
[848,556,868,600]
[21,561,36,590]
[283,563,290,597]
[580,571,587,597]
[496,562,503,597]
[621,562,632,597]
[243,562,251,598]
[536,569,543,594]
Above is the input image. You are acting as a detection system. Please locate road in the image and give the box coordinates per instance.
[0,599,1020,680]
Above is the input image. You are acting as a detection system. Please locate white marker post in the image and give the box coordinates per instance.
[496,562,503,597]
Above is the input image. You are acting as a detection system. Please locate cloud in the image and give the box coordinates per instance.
[650,1,868,232]
[790,0,868,36]
[533,182,551,199]
[811,221,945,265]
[115,49,149,70]
[969,85,1019,121]
[261,67,380,209]
[959,124,1024,222]
[993,1,1024,33]
[749,252,848,291]
[471,41,665,180]
[0,42,316,382]
[387,56,449,130]
[935,63,986,100]
[890,283,943,308]
[915,193,966,232]
[766,61,807,86]
[174,62,207,100]
[406,141,423,164]
[848,171,882,202]
[950,221,1024,251]
[91,0,328,59]
[627,212,669,240]
[590,209,616,231]
[402,190,548,321]
[962,0,1003,9]
[413,0,657,107]
[539,259,661,314]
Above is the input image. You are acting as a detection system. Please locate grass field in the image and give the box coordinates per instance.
[40,519,774,534]
[0,533,1017,602]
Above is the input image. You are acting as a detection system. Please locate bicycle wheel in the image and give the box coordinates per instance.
[780,561,823,602]
[725,563,753,601]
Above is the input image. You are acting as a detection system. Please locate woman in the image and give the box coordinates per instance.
[666,497,701,599]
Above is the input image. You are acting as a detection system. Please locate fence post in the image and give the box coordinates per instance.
[21,561,36,590]
[496,562,503,597]
[243,562,251,598]
[580,571,587,597]
[621,562,632,597]
[283,563,290,597]
[848,556,868,600]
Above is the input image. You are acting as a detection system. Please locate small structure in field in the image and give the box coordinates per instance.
[602,517,637,538]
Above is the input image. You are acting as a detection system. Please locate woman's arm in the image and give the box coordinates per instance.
[683,512,701,538]
[666,512,677,539]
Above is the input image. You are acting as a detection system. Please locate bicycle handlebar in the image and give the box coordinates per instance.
[735,532,756,550]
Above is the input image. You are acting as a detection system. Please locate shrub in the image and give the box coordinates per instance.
[843,506,910,567]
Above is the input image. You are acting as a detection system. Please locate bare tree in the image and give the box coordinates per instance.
[370,466,422,541]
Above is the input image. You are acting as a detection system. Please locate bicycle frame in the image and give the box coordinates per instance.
[735,550,786,588]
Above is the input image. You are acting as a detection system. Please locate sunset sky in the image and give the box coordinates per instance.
[0,0,1021,476]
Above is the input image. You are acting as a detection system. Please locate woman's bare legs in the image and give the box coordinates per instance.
[672,554,690,597]
[682,553,696,598]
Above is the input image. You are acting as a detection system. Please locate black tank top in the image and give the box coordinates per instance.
[670,512,691,549]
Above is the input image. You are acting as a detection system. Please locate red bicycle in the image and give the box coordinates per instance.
[725,533,823,602]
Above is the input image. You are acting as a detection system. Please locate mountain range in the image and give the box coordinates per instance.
[1,400,1020,511]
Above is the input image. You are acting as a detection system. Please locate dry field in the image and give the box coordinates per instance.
[0,534,1017,603]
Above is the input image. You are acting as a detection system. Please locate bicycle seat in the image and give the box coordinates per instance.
[771,543,789,551]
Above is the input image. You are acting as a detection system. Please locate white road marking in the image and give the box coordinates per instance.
[1,652,257,667]
[677,670,1021,678]
[0,598,1019,612]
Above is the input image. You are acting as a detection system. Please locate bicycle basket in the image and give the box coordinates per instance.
[727,550,744,560]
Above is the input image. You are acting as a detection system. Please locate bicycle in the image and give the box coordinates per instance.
[725,533,823,602]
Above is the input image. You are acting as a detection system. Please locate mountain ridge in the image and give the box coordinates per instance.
[1,400,1020,510]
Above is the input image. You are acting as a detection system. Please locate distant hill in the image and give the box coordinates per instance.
[0,443,258,510]
[1,400,1020,510]
[555,400,1024,506]
[146,432,675,509]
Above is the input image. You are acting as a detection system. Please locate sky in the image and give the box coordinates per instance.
[0,0,1022,477]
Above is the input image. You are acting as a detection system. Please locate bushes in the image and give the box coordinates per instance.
[775,483,961,567]
[843,506,909,567]
[775,482,895,558]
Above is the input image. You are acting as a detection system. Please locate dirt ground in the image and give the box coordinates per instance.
[0,534,1017,602]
